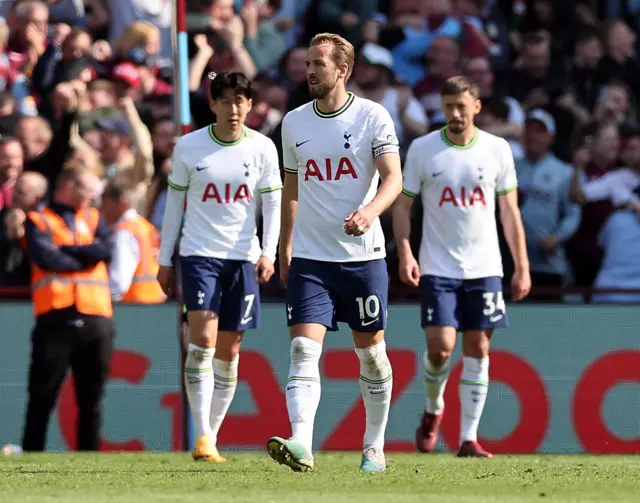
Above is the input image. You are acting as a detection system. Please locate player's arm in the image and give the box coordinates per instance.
[109,229,139,301]
[256,140,283,284]
[157,143,189,295]
[279,118,298,286]
[552,173,581,247]
[392,140,421,287]
[497,141,530,301]
[346,105,402,235]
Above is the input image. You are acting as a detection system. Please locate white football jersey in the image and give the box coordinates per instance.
[282,92,400,262]
[402,127,517,279]
[162,125,282,263]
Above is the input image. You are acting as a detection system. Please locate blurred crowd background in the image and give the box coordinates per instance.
[0,0,639,303]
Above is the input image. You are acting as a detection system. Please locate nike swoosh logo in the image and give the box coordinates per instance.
[296,140,311,147]
[196,166,208,171]
[361,318,379,327]
[432,170,445,177]
[489,314,503,322]
[241,316,253,324]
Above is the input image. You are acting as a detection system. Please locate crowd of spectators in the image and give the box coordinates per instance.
[0,0,639,303]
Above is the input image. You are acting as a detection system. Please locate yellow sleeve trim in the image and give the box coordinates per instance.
[283,167,298,174]
[402,188,417,198]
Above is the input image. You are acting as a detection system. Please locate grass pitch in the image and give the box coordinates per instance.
[1,452,638,502]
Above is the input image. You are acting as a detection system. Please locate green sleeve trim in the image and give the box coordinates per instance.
[259,185,283,194]
[167,180,188,191]
[402,188,417,198]
[497,184,518,195]
[283,167,298,174]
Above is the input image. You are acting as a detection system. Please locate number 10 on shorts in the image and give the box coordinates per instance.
[356,295,380,325]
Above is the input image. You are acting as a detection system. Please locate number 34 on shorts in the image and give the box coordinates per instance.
[419,275,509,330]
[482,291,506,323]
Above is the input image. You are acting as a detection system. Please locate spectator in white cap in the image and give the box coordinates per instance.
[515,108,581,301]
[351,42,428,155]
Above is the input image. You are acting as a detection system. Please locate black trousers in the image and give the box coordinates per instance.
[22,315,114,451]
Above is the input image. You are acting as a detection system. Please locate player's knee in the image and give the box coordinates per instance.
[215,331,243,361]
[462,331,491,358]
[214,345,240,362]
[290,336,323,364]
[355,341,392,378]
[186,344,215,369]
[426,349,452,369]
[187,311,218,348]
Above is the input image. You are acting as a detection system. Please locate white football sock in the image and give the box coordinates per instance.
[459,356,489,443]
[286,336,322,454]
[210,355,239,443]
[355,341,393,450]
[423,351,451,415]
[184,344,215,439]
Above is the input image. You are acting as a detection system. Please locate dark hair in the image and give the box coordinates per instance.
[575,28,600,46]
[441,76,479,98]
[483,97,509,120]
[522,30,549,46]
[209,72,254,101]
[0,135,19,147]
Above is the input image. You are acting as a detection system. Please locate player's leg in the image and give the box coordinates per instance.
[344,259,392,472]
[209,330,241,462]
[180,256,222,460]
[457,276,508,458]
[268,258,333,472]
[206,261,259,460]
[416,275,460,453]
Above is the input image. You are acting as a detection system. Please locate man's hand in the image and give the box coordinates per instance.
[52,23,71,46]
[92,40,112,61]
[511,269,531,301]
[279,254,291,288]
[399,255,420,287]
[157,265,175,297]
[4,208,26,240]
[255,256,275,284]
[344,207,375,236]
[540,235,558,253]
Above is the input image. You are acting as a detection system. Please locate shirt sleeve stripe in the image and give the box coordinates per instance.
[167,180,188,191]
[372,142,399,150]
[283,167,298,174]
[497,184,518,195]
[402,188,417,198]
[259,185,283,194]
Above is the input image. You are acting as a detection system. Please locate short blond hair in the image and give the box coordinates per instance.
[115,20,160,58]
[309,32,355,82]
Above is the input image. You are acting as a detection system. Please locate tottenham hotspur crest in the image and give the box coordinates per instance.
[343,132,352,149]
[243,161,251,176]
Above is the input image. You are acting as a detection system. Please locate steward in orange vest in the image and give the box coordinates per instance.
[101,179,165,304]
[22,167,114,452]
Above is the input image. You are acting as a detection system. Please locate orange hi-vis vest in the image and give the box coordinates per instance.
[116,214,165,304]
[28,207,113,318]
